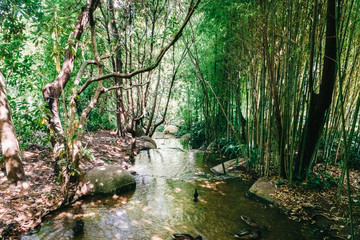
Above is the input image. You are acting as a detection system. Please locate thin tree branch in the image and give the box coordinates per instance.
[102,82,150,93]
[78,0,201,95]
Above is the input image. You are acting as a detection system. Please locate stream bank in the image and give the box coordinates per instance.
[211,158,360,239]
[22,133,317,240]
[0,131,138,239]
[1,130,358,239]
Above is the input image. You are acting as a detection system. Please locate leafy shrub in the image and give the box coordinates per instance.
[301,170,335,191]
[157,125,165,132]
[9,94,50,148]
[87,110,116,131]
[175,125,189,137]
[189,122,206,149]
[221,143,241,158]
[219,138,245,159]
[80,147,95,161]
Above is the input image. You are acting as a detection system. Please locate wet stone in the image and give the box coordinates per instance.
[83,165,136,195]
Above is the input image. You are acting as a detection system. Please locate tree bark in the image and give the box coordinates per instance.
[108,0,126,136]
[0,72,26,183]
[296,0,337,178]
[42,2,93,138]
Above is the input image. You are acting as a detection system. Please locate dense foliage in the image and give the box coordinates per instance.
[0,0,359,198]
[177,0,360,182]
[1,0,359,237]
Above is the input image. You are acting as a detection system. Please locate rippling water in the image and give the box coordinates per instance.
[23,133,315,240]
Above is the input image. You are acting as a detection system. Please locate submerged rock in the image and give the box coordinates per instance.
[83,165,136,195]
[241,215,259,227]
[234,229,260,239]
[193,188,198,202]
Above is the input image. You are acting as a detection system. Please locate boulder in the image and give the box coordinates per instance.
[180,133,190,141]
[140,136,157,146]
[83,165,136,195]
[163,125,178,134]
[138,136,157,150]
[142,141,157,150]
[247,177,276,205]
[210,158,246,177]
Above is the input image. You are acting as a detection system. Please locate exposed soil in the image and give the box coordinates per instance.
[0,130,137,239]
[0,130,359,239]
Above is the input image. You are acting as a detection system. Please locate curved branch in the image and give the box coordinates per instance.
[78,0,201,95]
[74,51,120,86]
[102,82,150,94]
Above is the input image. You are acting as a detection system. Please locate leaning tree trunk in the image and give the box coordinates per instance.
[42,2,92,140]
[296,0,337,178]
[0,72,26,183]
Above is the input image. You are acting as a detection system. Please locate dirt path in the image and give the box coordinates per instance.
[0,130,137,239]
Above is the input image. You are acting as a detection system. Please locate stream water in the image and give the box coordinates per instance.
[23,134,316,240]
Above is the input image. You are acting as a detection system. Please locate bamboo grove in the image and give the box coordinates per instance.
[1,0,360,209]
[0,0,359,236]
[176,0,360,184]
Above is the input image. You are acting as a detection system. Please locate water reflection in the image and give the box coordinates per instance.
[24,134,314,240]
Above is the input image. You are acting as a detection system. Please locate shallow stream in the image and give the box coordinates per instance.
[23,134,316,240]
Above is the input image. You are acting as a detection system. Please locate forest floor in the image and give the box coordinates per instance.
[0,130,137,239]
[267,166,360,240]
[0,130,359,239]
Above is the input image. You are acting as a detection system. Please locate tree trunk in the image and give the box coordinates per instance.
[42,2,92,138]
[0,72,26,183]
[296,0,337,178]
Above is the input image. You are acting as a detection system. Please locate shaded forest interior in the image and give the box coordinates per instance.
[0,0,360,239]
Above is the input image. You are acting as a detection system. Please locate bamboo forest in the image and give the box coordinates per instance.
[0,0,359,239]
